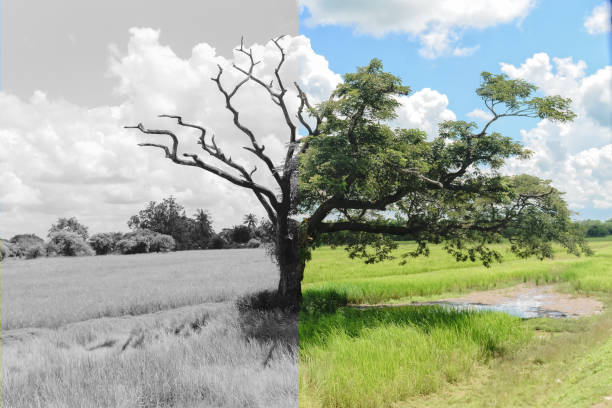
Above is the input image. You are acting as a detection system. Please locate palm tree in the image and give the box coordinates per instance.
[243,213,258,231]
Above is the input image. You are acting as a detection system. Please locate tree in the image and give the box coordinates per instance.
[128,196,196,250]
[126,41,589,307]
[192,209,215,248]
[299,59,589,277]
[89,232,124,255]
[231,224,252,243]
[243,213,258,231]
[126,37,301,304]
[47,231,94,257]
[48,217,89,240]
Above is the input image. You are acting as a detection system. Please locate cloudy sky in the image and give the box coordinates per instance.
[1,0,610,239]
[0,0,300,237]
[300,0,611,220]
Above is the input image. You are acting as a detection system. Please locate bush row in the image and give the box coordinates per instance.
[0,229,177,260]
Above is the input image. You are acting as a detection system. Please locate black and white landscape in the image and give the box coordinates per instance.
[0,1,316,407]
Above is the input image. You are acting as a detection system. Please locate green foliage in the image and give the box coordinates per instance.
[299,59,588,269]
[48,217,89,240]
[344,232,399,264]
[576,219,612,237]
[477,72,575,122]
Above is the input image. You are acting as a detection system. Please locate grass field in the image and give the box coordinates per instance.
[1,249,297,408]
[299,237,612,407]
[1,248,278,329]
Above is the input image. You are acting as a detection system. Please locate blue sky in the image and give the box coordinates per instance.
[299,0,612,220]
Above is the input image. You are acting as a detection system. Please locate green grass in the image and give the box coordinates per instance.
[300,305,531,408]
[304,238,612,304]
[299,237,612,408]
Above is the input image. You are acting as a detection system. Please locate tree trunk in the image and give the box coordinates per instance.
[276,216,303,308]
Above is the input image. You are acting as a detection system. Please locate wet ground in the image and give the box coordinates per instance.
[354,284,604,319]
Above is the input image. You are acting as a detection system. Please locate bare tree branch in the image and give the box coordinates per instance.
[211,64,283,187]
[231,36,299,182]
[124,123,279,211]
[153,115,279,222]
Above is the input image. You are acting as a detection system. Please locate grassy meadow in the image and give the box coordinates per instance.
[1,249,297,408]
[1,248,279,329]
[299,237,612,407]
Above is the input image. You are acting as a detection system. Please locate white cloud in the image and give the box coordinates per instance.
[392,88,456,137]
[300,0,534,58]
[452,45,480,57]
[500,53,612,213]
[467,108,493,122]
[0,31,341,238]
[585,2,611,34]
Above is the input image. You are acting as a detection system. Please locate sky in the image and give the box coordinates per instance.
[0,0,300,238]
[299,0,612,220]
[0,0,610,239]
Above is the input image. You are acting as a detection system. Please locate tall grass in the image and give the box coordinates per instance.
[299,304,530,408]
[304,238,612,304]
[1,248,278,329]
[1,249,297,407]
[2,303,297,408]
[299,237,612,407]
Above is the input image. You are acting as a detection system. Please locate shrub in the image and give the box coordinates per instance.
[208,235,226,249]
[116,229,175,254]
[24,243,46,259]
[230,225,252,243]
[246,238,261,248]
[89,232,124,255]
[117,238,150,254]
[116,238,139,254]
[1,240,15,260]
[150,234,176,252]
[48,217,89,240]
[47,231,94,257]
[9,234,45,257]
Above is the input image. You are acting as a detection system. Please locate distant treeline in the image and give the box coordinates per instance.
[0,196,273,260]
[315,218,612,246]
[576,219,612,238]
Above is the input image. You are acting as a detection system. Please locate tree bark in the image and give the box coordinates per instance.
[276,216,302,307]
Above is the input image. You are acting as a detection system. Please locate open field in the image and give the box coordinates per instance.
[1,249,297,408]
[300,237,612,407]
[1,248,278,329]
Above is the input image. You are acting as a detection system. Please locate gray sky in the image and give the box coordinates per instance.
[0,0,299,238]
[2,0,298,106]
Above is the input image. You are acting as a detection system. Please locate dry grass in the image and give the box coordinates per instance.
[1,249,297,408]
[1,248,278,329]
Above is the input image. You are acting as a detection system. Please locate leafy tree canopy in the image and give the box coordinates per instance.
[299,59,589,267]
[128,196,214,250]
[48,217,89,240]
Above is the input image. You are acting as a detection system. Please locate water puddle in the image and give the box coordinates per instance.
[411,300,572,319]
[353,285,603,319]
